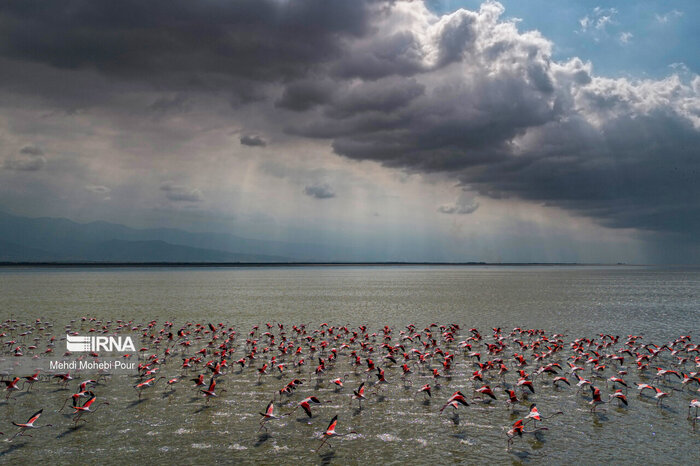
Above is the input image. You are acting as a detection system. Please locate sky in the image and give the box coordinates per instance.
[0,0,698,263]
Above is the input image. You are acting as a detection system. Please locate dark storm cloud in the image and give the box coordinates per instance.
[0,0,381,101]
[304,183,336,199]
[240,135,267,147]
[325,78,425,119]
[0,0,698,242]
[275,79,337,112]
[284,4,700,237]
[149,94,190,115]
[469,110,700,234]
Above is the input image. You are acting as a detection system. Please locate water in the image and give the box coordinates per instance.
[0,265,698,464]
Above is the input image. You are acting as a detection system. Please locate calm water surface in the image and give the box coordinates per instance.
[0,266,698,464]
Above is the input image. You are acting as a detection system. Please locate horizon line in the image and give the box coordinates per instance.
[0,261,655,268]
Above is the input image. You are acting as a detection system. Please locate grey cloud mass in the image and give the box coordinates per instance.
[3,145,46,171]
[19,146,44,156]
[0,1,698,255]
[0,0,379,98]
[282,3,700,238]
[160,183,204,203]
[304,183,336,199]
[240,135,267,147]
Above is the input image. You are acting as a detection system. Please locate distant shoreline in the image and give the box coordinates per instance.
[0,261,636,268]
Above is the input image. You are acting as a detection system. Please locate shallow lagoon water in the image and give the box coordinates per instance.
[0,265,698,464]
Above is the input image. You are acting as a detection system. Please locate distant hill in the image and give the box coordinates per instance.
[0,240,65,261]
[0,211,293,262]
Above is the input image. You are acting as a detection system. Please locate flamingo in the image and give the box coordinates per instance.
[653,387,671,406]
[352,382,366,409]
[10,409,52,440]
[258,400,278,432]
[505,389,519,409]
[440,391,469,412]
[330,378,344,391]
[287,396,322,418]
[191,374,206,388]
[316,415,357,452]
[59,389,91,412]
[71,392,110,425]
[688,399,700,420]
[610,389,628,406]
[636,383,657,396]
[589,386,606,412]
[524,403,563,425]
[134,376,165,399]
[22,372,41,391]
[475,384,498,400]
[53,373,73,387]
[3,377,23,399]
[419,384,431,398]
[200,377,226,403]
[505,419,549,451]
[654,367,681,382]
[553,376,571,388]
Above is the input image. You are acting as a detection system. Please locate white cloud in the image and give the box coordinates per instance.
[578,7,618,41]
[655,10,683,24]
[438,191,479,215]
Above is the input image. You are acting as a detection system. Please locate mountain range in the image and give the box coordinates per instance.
[0,211,306,262]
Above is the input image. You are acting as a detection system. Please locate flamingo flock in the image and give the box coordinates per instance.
[1,317,699,456]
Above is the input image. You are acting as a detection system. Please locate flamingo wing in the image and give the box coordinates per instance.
[325,415,338,435]
[27,409,43,424]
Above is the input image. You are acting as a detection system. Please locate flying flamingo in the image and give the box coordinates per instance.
[134,376,165,399]
[22,372,41,391]
[505,389,519,410]
[505,419,549,451]
[352,382,366,409]
[259,400,278,432]
[71,392,110,425]
[200,377,226,403]
[419,384,431,398]
[316,415,357,452]
[474,384,498,400]
[636,383,657,396]
[440,391,469,412]
[59,389,91,412]
[553,376,571,388]
[3,377,23,399]
[10,409,52,440]
[53,373,73,387]
[589,386,606,412]
[286,396,322,418]
[609,389,628,406]
[330,378,344,391]
[191,374,206,388]
[524,403,563,426]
